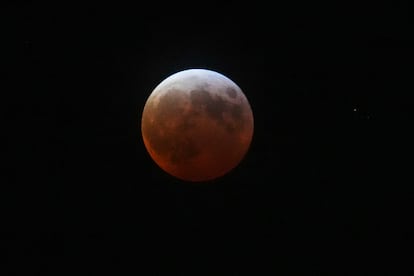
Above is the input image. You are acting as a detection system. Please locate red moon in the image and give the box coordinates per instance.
[141,69,254,182]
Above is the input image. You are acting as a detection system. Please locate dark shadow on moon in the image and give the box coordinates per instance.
[225,87,238,99]
[169,137,200,164]
[190,89,244,133]
[142,90,200,165]
[143,87,249,166]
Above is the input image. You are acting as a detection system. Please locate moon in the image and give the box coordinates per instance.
[141,69,254,182]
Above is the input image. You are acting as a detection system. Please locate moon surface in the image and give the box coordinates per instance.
[141,69,254,182]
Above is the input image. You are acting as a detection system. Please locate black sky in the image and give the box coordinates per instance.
[4,1,413,275]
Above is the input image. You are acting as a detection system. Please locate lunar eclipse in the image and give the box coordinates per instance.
[141,69,254,182]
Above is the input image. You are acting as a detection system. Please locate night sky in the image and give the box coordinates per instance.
[4,1,413,275]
